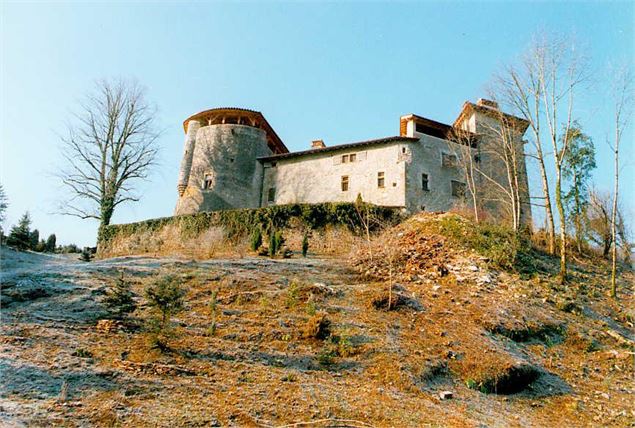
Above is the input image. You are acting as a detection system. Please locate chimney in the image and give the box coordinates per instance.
[476,98,499,109]
[311,139,326,149]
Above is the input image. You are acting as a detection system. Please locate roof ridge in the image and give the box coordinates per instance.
[258,135,418,162]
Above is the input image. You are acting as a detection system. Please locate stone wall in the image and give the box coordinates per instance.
[175,124,272,215]
[261,143,408,208]
[404,132,473,213]
[98,203,402,259]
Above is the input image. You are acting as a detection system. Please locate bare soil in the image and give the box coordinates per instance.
[1,224,633,427]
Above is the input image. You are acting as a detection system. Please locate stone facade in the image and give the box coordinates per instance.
[175,102,531,223]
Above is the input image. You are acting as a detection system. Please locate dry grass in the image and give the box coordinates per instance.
[1,215,634,426]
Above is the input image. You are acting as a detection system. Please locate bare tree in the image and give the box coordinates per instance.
[588,190,613,258]
[493,40,557,254]
[446,128,481,223]
[537,35,589,283]
[470,105,528,231]
[493,33,589,282]
[588,189,629,263]
[0,183,8,225]
[58,79,160,230]
[608,66,633,298]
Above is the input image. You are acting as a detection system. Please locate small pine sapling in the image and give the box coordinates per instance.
[269,230,284,256]
[103,271,137,319]
[80,248,92,262]
[145,275,186,350]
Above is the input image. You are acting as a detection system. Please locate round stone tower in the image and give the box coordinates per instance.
[174,108,288,215]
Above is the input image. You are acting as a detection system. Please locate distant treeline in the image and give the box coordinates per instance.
[1,211,81,254]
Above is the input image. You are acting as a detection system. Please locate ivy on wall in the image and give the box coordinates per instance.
[98,202,402,248]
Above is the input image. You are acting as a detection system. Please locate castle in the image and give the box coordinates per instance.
[174,99,531,221]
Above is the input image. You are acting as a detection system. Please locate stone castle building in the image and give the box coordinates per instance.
[174,99,530,221]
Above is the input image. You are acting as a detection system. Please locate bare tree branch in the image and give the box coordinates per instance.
[58,78,160,230]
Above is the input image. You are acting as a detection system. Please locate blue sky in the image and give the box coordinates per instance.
[1,1,633,246]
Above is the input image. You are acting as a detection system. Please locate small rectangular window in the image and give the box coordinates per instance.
[451,180,466,198]
[267,187,276,203]
[341,176,349,192]
[342,154,349,163]
[349,153,356,162]
[442,153,459,168]
[377,171,385,188]
[203,174,213,190]
[421,173,429,191]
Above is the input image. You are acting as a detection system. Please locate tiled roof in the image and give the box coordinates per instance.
[183,107,288,154]
[257,136,419,162]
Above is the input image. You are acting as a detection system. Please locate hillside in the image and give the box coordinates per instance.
[1,213,633,427]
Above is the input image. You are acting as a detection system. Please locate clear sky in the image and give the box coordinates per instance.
[1,1,633,247]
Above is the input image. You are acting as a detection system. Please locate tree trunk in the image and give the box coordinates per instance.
[537,154,556,254]
[610,135,619,298]
[554,167,567,283]
[572,171,582,253]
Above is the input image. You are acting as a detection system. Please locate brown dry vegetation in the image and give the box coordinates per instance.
[1,213,633,427]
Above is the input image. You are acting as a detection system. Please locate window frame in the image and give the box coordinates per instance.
[421,173,429,191]
[203,173,213,190]
[377,171,385,189]
[442,152,459,168]
[341,175,349,192]
[267,187,276,203]
[451,180,467,198]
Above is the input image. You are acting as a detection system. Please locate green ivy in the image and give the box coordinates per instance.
[97,202,402,250]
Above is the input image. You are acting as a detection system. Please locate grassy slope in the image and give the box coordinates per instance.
[0,214,633,427]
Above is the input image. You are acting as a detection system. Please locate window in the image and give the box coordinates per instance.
[421,173,429,191]
[442,153,458,168]
[451,180,466,198]
[203,174,213,190]
[341,176,349,192]
[271,162,277,167]
[342,153,356,163]
[401,147,407,154]
[267,187,276,203]
[377,172,385,188]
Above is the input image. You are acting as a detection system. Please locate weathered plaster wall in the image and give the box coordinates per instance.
[261,143,408,208]
[405,133,474,213]
[175,124,272,215]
